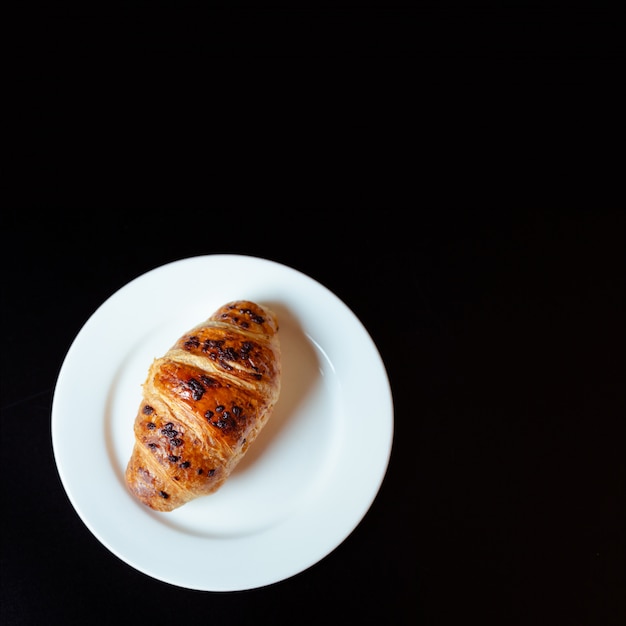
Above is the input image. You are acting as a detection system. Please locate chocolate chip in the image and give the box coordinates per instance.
[187,378,206,400]
[183,336,200,349]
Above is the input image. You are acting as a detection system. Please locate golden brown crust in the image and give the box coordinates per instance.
[125,301,281,512]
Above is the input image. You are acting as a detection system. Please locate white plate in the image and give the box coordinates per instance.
[52,254,393,591]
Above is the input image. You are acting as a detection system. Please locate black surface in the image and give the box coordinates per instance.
[4,4,625,622]
[2,210,623,625]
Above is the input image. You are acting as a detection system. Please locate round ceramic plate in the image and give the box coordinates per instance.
[51,254,394,591]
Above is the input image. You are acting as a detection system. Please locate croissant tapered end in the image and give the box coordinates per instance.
[125,443,196,512]
[125,300,281,512]
[210,300,280,336]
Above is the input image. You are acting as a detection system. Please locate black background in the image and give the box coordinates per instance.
[4,3,625,624]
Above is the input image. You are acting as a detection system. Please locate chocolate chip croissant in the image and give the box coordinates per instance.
[125,300,281,512]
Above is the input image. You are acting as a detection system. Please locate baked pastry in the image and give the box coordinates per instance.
[125,300,281,512]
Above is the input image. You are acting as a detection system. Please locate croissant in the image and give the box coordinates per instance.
[125,300,281,512]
